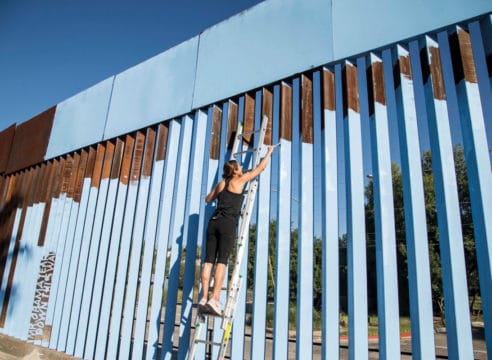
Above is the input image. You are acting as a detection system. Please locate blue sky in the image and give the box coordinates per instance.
[0,0,264,132]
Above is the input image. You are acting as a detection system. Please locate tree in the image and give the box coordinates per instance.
[364,145,479,317]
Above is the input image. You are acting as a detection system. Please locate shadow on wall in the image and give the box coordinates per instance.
[0,195,30,325]
[147,213,202,360]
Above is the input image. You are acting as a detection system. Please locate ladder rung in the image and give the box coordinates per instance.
[237,129,262,138]
[233,147,261,156]
[194,339,223,346]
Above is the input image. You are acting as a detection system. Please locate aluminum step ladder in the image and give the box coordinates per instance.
[188,114,273,360]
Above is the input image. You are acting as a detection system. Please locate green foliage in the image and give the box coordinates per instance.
[364,144,479,317]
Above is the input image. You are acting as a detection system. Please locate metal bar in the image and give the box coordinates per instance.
[367,53,401,359]
[321,67,340,360]
[422,35,474,359]
[342,61,368,360]
[393,44,435,359]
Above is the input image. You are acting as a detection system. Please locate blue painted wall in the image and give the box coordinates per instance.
[41,0,491,159]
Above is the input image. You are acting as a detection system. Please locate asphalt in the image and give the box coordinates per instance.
[0,325,487,359]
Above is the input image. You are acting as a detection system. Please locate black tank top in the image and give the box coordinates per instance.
[212,180,243,221]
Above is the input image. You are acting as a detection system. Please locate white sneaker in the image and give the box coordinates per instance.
[206,299,223,317]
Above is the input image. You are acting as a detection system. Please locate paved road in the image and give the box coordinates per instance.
[0,326,487,359]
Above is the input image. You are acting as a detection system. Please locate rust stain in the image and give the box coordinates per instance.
[457,27,478,83]
[110,138,126,180]
[428,46,446,100]
[6,107,55,174]
[101,141,115,181]
[50,158,63,199]
[210,106,223,160]
[342,63,360,117]
[372,61,386,106]
[91,144,106,188]
[398,53,413,81]
[67,153,81,199]
[243,93,255,147]
[322,69,336,112]
[60,155,74,195]
[119,134,135,185]
[367,60,386,117]
[280,82,292,141]
[0,125,15,174]
[73,149,89,203]
[85,147,97,181]
[227,100,238,150]
[142,127,157,177]
[156,123,169,162]
[38,161,57,246]
[262,88,273,146]
[130,131,146,183]
[301,74,314,144]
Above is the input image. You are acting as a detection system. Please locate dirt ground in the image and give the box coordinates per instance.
[0,334,78,360]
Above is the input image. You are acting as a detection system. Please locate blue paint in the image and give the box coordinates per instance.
[367,53,401,359]
[104,38,198,140]
[332,0,491,60]
[177,111,208,360]
[51,199,80,349]
[74,176,111,358]
[0,209,21,324]
[161,115,193,360]
[342,61,368,360]
[392,44,435,360]
[46,77,114,160]
[193,0,333,110]
[144,120,181,360]
[112,129,164,360]
[273,87,292,360]
[66,186,99,354]
[439,26,492,355]
[321,67,340,359]
[57,177,92,351]
[422,37,473,359]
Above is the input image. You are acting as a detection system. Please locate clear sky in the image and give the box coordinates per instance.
[0,0,265,132]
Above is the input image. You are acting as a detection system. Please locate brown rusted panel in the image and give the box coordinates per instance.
[0,125,15,174]
[457,27,478,84]
[0,175,19,289]
[226,100,238,150]
[6,107,55,174]
[130,131,146,183]
[427,46,446,100]
[85,147,97,180]
[73,150,89,203]
[119,135,135,185]
[243,93,255,147]
[91,144,107,188]
[301,74,314,144]
[155,123,169,162]
[38,161,57,246]
[51,158,65,199]
[60,155,74,195]
[101,141,116,181]
[67,153,81,199]
[262,88,273,146]
[210,106,223,160]
[280,82,292,141]
[111,137,126,181]
[342,63,360,118]
[322,69,336,112]
[142,128,157,178]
